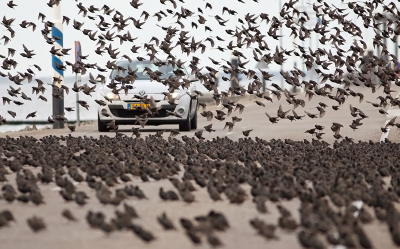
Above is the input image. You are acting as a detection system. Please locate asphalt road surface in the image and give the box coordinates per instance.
[2,86,400,144]
[1,86,400,249]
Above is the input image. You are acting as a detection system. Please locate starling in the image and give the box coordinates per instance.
[62,209,78,221]
[157,212,175,230]
[68,124,76,132]
[27,216,46,232]
[242,129,253,137]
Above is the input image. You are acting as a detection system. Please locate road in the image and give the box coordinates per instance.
[0,86,400,249]
[2,86,400,144]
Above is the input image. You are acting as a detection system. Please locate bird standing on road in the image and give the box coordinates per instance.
[68,124,76,132]
[27,216,46,232]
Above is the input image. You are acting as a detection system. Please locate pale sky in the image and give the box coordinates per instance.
[0,0,397,82]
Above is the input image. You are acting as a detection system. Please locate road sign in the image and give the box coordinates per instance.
[75,41,82,62]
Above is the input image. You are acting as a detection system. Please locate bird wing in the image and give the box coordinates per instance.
[228,123,234,132]
[319,109,326,118]
[149,96,157,108]
[278,104,283,115]
[206,112,213,121]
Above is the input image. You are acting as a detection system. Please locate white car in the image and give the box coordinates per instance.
[97,59,198,132]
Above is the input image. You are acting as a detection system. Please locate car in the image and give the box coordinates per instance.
[97,58,198,132]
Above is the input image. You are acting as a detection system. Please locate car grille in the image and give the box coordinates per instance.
[110,106,175,118]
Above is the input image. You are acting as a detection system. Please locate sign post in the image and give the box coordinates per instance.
[52,2,64,129]
[75,41,82,126]
[256,60,268,92]
[231,58,238,88]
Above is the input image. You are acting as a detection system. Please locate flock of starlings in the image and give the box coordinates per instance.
[2,0,400,248]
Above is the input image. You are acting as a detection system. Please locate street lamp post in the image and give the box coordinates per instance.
[52,2,64,129]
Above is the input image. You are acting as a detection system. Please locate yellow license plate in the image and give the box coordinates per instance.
[128,103,150,110]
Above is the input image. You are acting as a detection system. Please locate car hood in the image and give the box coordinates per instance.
[129,80,170,94]
[123,81,169,101]
[100,80,169,93]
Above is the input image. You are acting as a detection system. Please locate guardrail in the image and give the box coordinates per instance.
[3,120,96,125]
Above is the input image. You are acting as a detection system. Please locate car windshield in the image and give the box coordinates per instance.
[110,60,186,80]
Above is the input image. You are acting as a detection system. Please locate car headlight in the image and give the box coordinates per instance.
[99,89,120,100]
[164,91,182,100]
[171,92,179,99]
[106,92,120,100]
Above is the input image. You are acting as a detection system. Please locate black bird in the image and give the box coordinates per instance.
[157,212,175,230]
[124,203,139,218]
[242,129,253,137]
[204,124,216,133]
[26,111,37,119]
[223,122,234,132]
[7,110,16,118]
[195,130,205,140]
[180,218,194,231]
[62,209,78,221]
[7,1,18,8]
[27,216,46,232]
[304,111,318,119]
[68,124,76,132]
[265,112,279,123]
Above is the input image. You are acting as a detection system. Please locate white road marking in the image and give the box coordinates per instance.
[51,187,62,191]
[226,132,234,135]
[352,200,363,210]
[352,200,364,219]
[380,120,390,142]
[380,91,400,142]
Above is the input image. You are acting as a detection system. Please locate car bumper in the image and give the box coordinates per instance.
[98,98,191,125]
